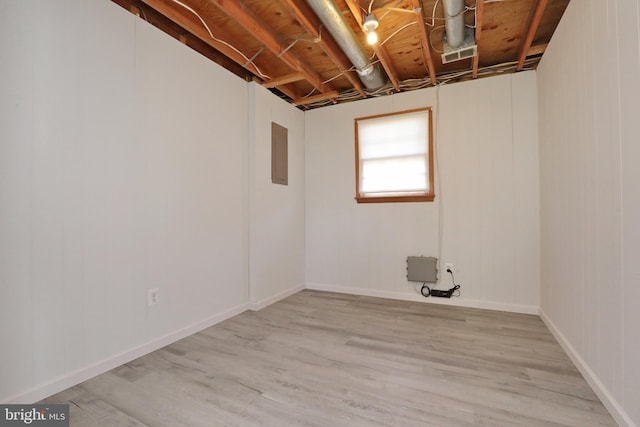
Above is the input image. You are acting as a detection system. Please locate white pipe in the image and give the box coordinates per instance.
[442,0,466,48]
[306,0,387,89]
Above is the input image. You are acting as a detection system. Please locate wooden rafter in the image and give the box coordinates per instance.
[345,0,401,92]
[292,91,339,106]
[114,0,250,80]
[282,0,367,98]
[116,0,569,109]
[472,0,485,79]
[412,0,437,85]
[129,3,141,15]
[517,0,549,71]
[138,0,299,100]
[209,0,332,94]
[262,72,305,88]
[373,48,401,91]
[528,43,548,56]
[139,0,260,75]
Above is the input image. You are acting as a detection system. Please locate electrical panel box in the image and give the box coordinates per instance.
[406,256,438,283]
[271,122,288,186]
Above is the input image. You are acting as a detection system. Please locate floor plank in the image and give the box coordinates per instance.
[40,290,616,426]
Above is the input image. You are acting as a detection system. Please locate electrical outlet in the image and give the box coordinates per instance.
[445,263,454,272]
[147,288,159,306]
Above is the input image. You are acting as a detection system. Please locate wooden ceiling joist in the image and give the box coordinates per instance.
[140,0,302,100]
[262,72,305,88]
[114,0,250,80]
[139,0,255,71]
[373,47,401,91]
[472,54,480,79]
[528,43,548,56]
[517,0,549,71]
[282,0,367,98]
[472,0,485,79]
[209,0,332,94]
[292,90,339,106]
[138,0,301,99]
[114,0,570,109]
[412,0,437,85]
[345,0,401,92]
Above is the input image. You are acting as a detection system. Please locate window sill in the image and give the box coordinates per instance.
[355,194,435,203]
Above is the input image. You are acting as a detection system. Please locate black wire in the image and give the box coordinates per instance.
[419,272,460,299]
[448,269,461,297]
[420,283,431,297]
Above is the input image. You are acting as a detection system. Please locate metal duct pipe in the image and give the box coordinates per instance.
[306,0,387,89]
[442,0,466,48]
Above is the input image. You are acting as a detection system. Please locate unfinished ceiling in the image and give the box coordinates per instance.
[112,0,570,109]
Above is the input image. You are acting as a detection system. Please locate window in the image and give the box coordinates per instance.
[355,107,434,203]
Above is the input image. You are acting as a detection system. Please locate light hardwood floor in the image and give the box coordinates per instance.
[41,290,616,426]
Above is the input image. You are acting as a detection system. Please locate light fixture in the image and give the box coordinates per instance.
[363,13,379,31]
[363,12,379,45]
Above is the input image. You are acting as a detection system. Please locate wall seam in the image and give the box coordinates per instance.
[612,0,625,405]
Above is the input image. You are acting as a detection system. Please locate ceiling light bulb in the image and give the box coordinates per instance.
[367,30,378,45]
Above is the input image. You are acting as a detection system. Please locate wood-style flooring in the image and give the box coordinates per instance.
[41,290,616,426]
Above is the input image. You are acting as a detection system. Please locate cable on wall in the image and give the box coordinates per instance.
[434,83,444,279]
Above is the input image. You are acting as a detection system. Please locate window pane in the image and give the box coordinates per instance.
[358,112,428,160]
[361,155,427,193]
[359,136,427,160]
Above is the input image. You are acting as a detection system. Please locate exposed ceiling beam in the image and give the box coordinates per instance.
[129,3,141,15]
[139,0,258,72]
[292,90,339,106]
[412,0,437,85]
[373,47,401,92]
[345,0,401,92]
[472,0,485,79]
[517,0,549,71]
[209,0,332,94]
[528,43,548,56]
[113,0,252,80]
[281,0,367,98]
[472,56,479,79]
[262,72,305,88]
[138,0,302,100]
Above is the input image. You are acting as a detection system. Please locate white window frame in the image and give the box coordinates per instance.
[354,107,435,203]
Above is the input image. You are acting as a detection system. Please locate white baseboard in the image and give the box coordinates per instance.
[539,308,635,427]
[305,282,539,315]
[4,302,249,405]
[249,284,304,311]
[4,284,306,405]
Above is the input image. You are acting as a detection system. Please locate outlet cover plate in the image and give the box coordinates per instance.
[147,288,159,306]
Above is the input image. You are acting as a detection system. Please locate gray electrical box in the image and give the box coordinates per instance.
[406,256,438,283]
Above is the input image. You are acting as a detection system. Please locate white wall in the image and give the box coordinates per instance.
[305,73,540,313]
[248,84,306,309]
[537,0,640,426]
[0,0,249,403]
